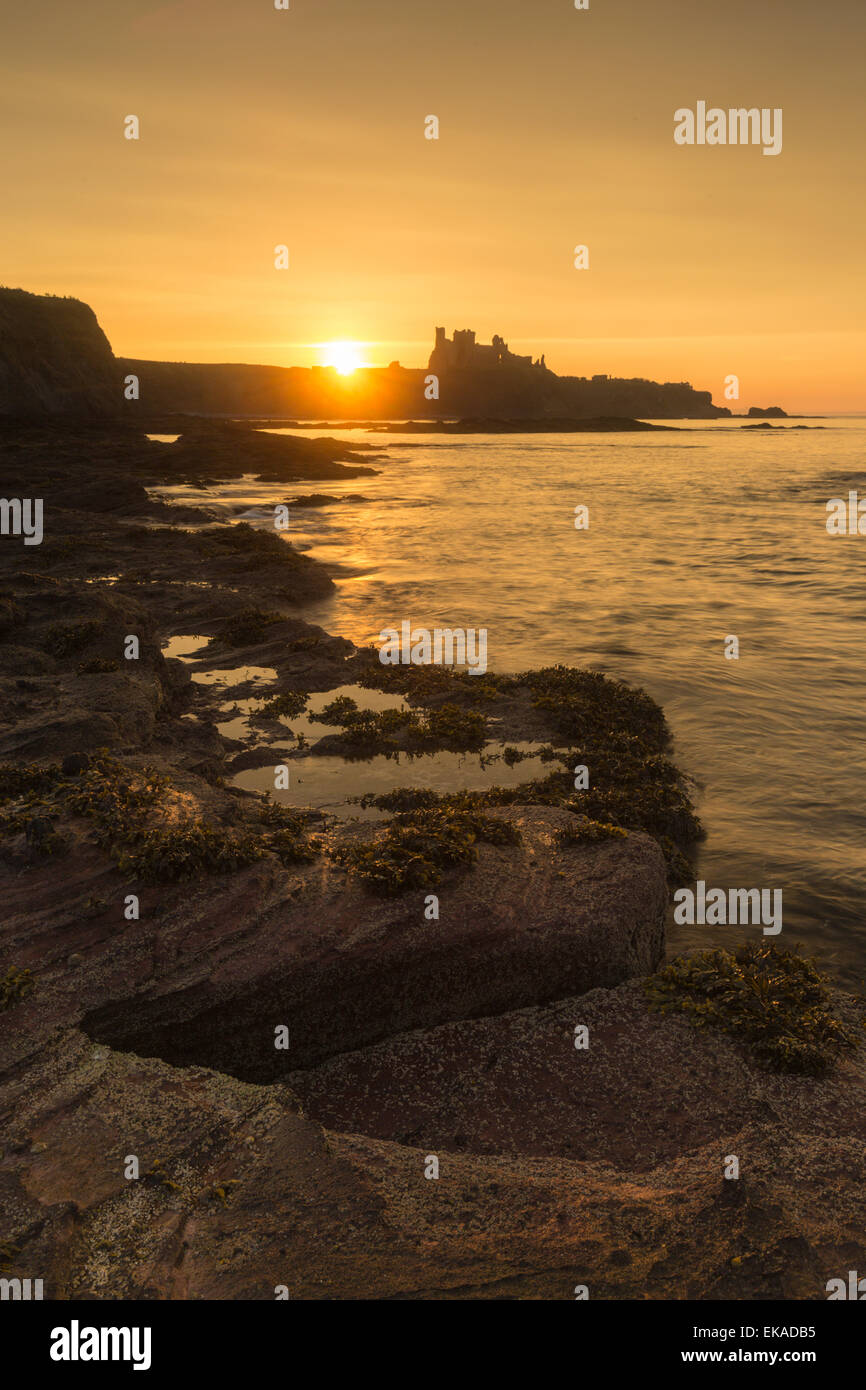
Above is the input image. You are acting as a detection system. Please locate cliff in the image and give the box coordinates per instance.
[0,287,119,418]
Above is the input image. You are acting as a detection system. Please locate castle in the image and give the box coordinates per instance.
[429,326,546,373]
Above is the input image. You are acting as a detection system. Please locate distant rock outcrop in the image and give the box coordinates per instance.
[747,405,788,418]
[0,287,119,417]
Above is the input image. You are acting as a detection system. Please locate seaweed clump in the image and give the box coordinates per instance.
[43,619,104,656]
[557,816,628,845]
[247,798,320,865]
[354,751,696,877]
[209,608,283,648]
[311,697,486,755]
[258,690,309,719]
[116,821,266,882]
[519,665,668,749]
[330,807,519,896]
[0,966,35,1010]
[77,657,121,674]
[0,755,317,882]
[644,942,861,1075]
[350,660,700,862]
[352,786,442,814]
[356,658,510,704]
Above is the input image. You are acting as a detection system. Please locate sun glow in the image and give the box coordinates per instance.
[320,340,364,375]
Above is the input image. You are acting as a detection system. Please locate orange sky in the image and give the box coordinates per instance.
[2,0,864,412]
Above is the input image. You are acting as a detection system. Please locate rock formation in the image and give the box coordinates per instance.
[0,288,119,418]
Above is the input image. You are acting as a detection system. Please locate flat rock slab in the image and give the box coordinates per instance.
[2,1028,864,1301]
[287,977,866,1170]
[70,806,667,1076]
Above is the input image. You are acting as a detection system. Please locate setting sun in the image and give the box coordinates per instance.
[320,340,364,375]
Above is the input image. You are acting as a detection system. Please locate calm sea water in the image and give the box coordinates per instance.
[166,418,866,986]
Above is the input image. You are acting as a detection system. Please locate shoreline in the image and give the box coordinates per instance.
[1,420,864,1300]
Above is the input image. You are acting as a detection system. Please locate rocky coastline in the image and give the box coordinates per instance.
[1,420,864,1301]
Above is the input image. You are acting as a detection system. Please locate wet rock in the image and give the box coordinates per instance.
[288,493,368,507]
[165,422,381,483]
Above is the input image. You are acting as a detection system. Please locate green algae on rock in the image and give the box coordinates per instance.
[0,966,35,1010]
[557,816,628,845]
[310,699,488,757]
[330,806,520,895]
[208,608,284,648]
[43,618,105,656]
[116,820,267,882]
[644,942,862,1075]
[348,657,701,858]
[0,753,319,882]
[76,656,121,674]
[259,690,309,719]
[517,664,669,748]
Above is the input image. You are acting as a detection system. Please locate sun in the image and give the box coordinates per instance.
[321,340,363,375]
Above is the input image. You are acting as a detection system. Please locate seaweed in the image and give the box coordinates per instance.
[310,700,486,754]
[644,942,861,1075]
[209,608,283,648]
[197,522,303,570]
[557,816,628,845]
[77,657,121,674]
[346,662,699,856]
[258,690,309,719]
[353,786,442,813]
[0,755,317,881]
[208,1180,241,1208]
[355,656,511,704]
[517,665,669,753]
[116,821,266,882]
[43,619,104,656]
[313,695,361,725]
[330,807,520,896]
[0,966,35,1010]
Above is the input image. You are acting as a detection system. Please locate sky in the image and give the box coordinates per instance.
[2,0,864,412]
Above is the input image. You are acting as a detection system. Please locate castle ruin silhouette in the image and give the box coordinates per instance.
[429,327,546,373]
